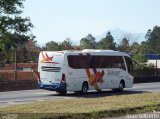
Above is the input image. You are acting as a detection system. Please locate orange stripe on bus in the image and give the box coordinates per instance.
[89,74,94,85]
[97,70,105,82]
[85,68,91,78]
[91,72,101,85]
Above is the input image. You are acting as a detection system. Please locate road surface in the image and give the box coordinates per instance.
[0,82,160,107]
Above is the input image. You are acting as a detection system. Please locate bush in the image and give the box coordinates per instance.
[133,53,147,64]
[134,63,156,76]
[132,53,157,76]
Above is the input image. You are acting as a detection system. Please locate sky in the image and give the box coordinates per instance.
[23,0,160,46]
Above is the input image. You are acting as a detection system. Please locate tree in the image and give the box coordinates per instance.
[43,38,74,51]
[145,29,151,41]
[0,0,34,64]
[97,31,116,50]
[0,0,33,52]
[59,38,73,50]
[24,39,40,52]
[80,34,96,49]
[139,41,151,54]
[118,37,130,52]
[144,26,160,53]
[133,53,147,64]
[43,41,59,51]
[130,42,140,54]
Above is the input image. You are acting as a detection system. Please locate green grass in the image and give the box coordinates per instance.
[0,93,160,119]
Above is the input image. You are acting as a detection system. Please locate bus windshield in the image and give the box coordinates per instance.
[125,56,133,75]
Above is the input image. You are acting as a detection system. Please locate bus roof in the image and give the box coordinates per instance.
[41,49,130,57]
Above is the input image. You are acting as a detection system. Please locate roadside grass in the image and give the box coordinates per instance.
[0,93,160,119]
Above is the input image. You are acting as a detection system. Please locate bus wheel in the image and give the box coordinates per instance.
[74,91,81,95]
[56,91,67,95]
[81,82,88,95]
[118,80,125,92]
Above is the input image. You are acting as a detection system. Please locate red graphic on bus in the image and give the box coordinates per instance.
[85,68,105,90]
[41,52,59,64]
[79,53,105,90]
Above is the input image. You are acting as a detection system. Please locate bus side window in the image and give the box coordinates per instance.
[68,55,80,69]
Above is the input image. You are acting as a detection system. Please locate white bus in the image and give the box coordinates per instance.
[38,49,134,94]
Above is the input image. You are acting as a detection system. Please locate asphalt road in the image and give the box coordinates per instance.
[0,82,160,107]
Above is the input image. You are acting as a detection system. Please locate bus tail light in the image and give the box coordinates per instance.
[61,73,66,83]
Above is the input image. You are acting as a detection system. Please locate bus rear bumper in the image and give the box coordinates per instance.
[39,83,66,91]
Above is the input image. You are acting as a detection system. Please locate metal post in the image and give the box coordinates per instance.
[155,39,157,76]
[14,50,17,80]
[156,55,157,76]
[156,55,158,76]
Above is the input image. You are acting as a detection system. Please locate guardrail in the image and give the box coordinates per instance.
[0,80,38,92]
[134,76,160,83]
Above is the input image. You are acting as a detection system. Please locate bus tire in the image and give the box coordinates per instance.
[118,80,125,92]
[74,91,81,94]
[81,82,88,95]
[56,91,67,95]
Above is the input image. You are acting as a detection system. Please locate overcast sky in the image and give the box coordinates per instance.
[23,0,160,46]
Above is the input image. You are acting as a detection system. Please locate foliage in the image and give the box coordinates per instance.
[138,42,150,54]
[59,38,73,50]
[24,39,40,52]
[0,0,40,64]
[43,38,73,51]
[133,53,156,76]
[80,34,96,49]
[42,41,59,51]
[130,42,140,54]
[133,53,147,74]
[0,0,34,52]
[133,64,156,76]
[118,37,130,52]
[133,53,147,64]
[97,32,116,50]
[143,26,160,53]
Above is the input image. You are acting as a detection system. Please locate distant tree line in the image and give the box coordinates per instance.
[43,26,160,54]
[42,26,160,66]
